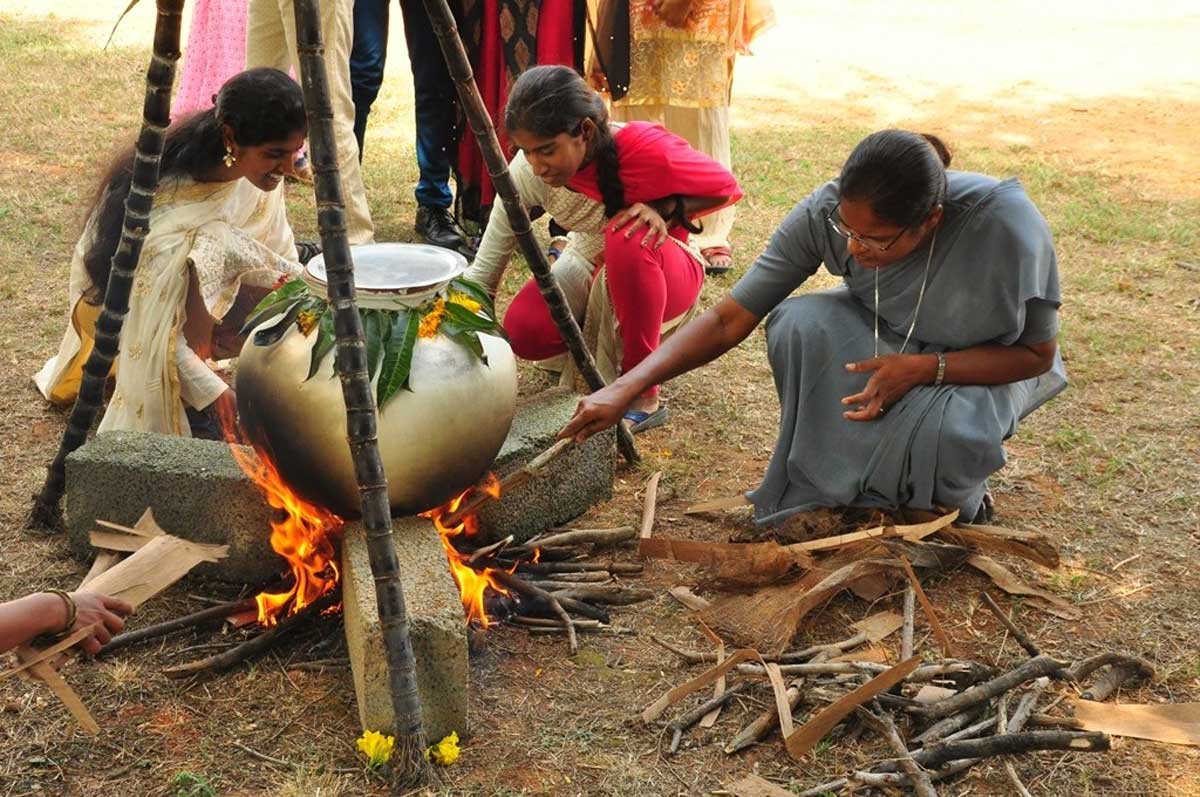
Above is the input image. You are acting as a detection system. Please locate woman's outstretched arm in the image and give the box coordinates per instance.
[560,295,761,440]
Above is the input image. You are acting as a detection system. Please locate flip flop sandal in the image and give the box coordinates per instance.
[623,406,669,434]
[701,246,733,276]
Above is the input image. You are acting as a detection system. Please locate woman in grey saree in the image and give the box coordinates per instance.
[561,129,1066,524]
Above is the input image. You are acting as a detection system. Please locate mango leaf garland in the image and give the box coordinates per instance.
[376,310,420,406]
[448,277,498,323]
[306,311,335,381]
[240,277,308,336]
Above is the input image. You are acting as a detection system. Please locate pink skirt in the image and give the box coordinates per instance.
[175,0,248,118]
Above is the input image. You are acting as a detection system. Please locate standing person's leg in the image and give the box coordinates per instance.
[398,0,465,251]
[246,0,292,72]
[664,104,735,268]
[603,229,704,421]
[274,0,376,244]
[349,0,391,158]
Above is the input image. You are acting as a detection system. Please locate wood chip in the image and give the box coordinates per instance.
[852,610,905,642]
[86,534,229,608]
[684,495,751,515]
[638,471,662,545]
[938,523,1059,568]
[1072,700,1200,746]
[967,555,1079,619]
[668,586,710,611]
[787,510,959,553]
[784,656,922,759]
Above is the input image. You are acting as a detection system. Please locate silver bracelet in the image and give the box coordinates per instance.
[933,352,947,387]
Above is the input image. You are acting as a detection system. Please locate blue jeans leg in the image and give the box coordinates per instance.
[398,0,456,208]
[350,0,390,158]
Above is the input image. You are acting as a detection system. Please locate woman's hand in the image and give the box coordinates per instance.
[609,203,670,249]
[70,592,133,656]
[652,0,693,27]
[559,383,640,442]
[841,353,936,421]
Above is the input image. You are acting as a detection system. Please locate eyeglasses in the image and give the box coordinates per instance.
[826,203,909,252]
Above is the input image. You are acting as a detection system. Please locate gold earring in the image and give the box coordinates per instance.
[223,145,236,168]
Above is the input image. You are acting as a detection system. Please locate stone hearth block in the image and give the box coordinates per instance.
[341,518,466,741]
[477,387,615,543]
[64,431,279,584]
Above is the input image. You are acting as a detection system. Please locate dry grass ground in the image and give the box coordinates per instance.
[1,2,1198,795]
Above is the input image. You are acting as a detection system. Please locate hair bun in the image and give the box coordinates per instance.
[920,133,952,168]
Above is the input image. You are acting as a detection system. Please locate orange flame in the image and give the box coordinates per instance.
[218,404,343,626]
[421,474,509,627]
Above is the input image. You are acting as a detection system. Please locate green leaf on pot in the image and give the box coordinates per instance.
[241,278,308,334]
[377,309,419,407]
[443,301,498,333]
[449,277,498,322]
[363,310,388,381]
[252,301,304,346]
[305,311,335,381]
[442,322,488,366]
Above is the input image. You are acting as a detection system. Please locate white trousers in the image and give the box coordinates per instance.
[247,0,375,244]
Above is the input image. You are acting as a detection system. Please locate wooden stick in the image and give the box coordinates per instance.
[490,570,582,651]
[161,592,338,679]
[515,561,643,576]
[899,554,951,657]
[997,691,1034,797]
[856,705,938,797]
[529,526,638,549]
[901,584,916,660]
[509,615,602,629]
[683,495,751,515]
[725,679,805,754]
[467,535,513,565]
[916,731,1109,769]
[779,632,868,663]
[549,585,654,606]
[100,598,257,656]
[1066,652,1154,685]
[979,591,1041,657]
[667,682,749,754]
[1080,663,1144,702]
[2,626,97,681]
[443,438,575,527]
[525,576,613,590]
[912,704,990,746]
[911,655,1067,720]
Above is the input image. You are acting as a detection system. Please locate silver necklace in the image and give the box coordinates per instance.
[874,229,937,358]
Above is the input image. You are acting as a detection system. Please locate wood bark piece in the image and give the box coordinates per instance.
[637,470,662,549]
[85,533,228,608]
[529,526,637,549]
[99,598,257,656]
[295,0,431,782]
[638,537,811,584]
[2,626,98,681]
[30,0,185,528]
[938,524,1059,568]
[783,656,921,759]
[852,610,906,643]
[699,630,727,729]
[898,554,952,657]
[788,510,959,553]
[979,590,1041,657]
[1071,700,1200,746]
[16,656,99,734]
[80,551,124,588]
[967,555,1079,619]
[856,706,939,797]
[912,655,1066,720]
[642,649,758,723]
[684,495,751,515]
[668,586,710,611]
[421,0,637,464]
[88,531,151,553]
[727,773,795,797]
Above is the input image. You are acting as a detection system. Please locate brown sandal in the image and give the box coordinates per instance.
[701,245,733,276]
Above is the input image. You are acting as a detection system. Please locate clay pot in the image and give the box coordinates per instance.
[235,244,517,517]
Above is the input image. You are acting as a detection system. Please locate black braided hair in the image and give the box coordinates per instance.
[839,129,952,228]
[81,68,305,302]
[504,65,627,218]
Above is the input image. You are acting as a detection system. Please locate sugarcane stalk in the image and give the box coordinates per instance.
[29,0,185,529]
[419,0,638,465]
[291,0,431,784]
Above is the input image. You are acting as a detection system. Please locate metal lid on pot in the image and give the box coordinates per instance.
[302,243,468,309]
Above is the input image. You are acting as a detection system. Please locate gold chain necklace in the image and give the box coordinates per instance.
[874,229,938,358]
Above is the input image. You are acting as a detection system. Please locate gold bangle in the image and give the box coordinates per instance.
[45,588,76,635]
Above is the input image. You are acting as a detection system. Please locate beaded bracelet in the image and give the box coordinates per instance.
[933,352,947,387]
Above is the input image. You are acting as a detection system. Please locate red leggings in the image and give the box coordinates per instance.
[503,228,704,398]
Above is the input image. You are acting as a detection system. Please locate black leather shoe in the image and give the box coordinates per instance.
[416,205,467,252]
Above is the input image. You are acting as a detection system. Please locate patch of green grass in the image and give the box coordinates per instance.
[171,771,217,797]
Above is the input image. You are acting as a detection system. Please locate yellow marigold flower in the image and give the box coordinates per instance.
[448,291,482,315]
[425,731,460,766]
[356,729,395,768]
[418,298,446,338]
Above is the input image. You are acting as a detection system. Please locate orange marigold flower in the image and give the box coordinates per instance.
[296,309,321,336]
[419,298,446,338]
